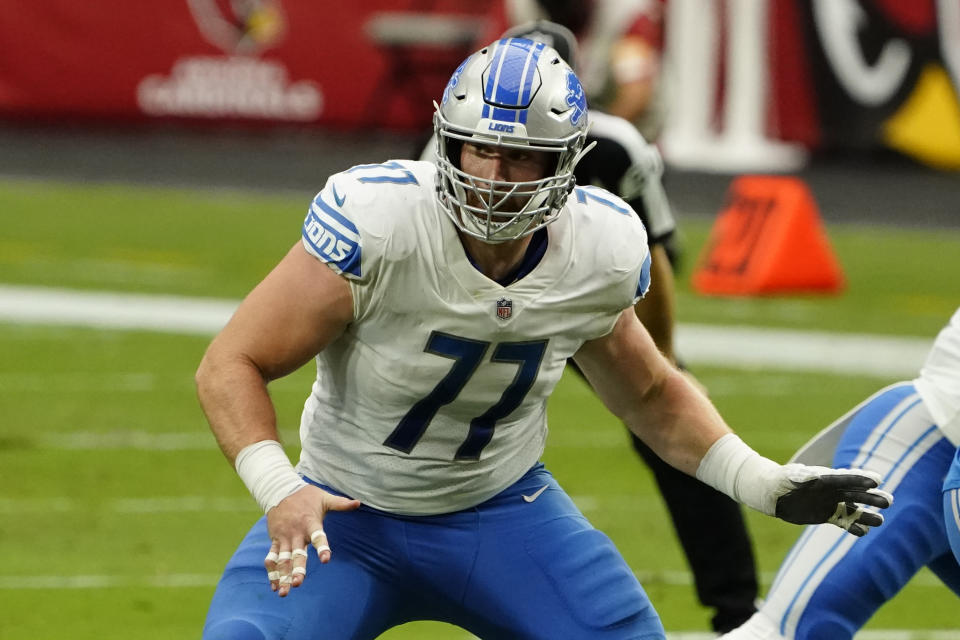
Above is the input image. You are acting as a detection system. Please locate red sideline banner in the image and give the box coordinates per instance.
[0,0,497,130]
[5,0,958,168]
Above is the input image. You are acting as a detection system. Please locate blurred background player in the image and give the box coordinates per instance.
[504,0,669,142]
[721,306,960,640]
[420,19,760,633]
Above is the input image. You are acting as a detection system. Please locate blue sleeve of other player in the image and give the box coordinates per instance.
[945,446,960,492]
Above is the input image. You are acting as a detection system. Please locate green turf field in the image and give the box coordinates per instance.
[1,178,959,639]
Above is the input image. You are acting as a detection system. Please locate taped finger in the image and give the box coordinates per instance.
[290,546,309,586]
[829,502,865,533]
[264,551,279,564]
[310,529,326,544]
[267,571,281,581]
[277,551,293,562]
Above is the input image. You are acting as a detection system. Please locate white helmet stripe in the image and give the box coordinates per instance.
[516,42,537,115]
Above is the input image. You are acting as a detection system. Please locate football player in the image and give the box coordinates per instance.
[721,307,960,640]
[198,38,891,640]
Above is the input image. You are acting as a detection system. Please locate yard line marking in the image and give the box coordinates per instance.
[0,372,156,392]
[677,323,931,378]
[46,430,217,450]
[0,285,236,335]
[110,496,256,513]
[629,568,945,589]
[1,560,954,640]
[0,285,933,376]
[1,576,956,639]
[0,490,950,592]
[6,424,851,452]
[30,428,300,451]
[0,496,256,514]
[0,574,221,589]
[0,568,946,592]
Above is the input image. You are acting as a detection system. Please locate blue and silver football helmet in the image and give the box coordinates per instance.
[434,38,593,243]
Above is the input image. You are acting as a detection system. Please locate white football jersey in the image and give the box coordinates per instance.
[914,307,960,445]
[296,159,650,515]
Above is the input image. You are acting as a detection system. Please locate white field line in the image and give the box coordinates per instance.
[19,424,821,451]
[0,285,236,334]
[0,496,256,514]
[0,285,933,377]
[0,567,945,590]
[32,428,299,450]
[675,324,930,378]
[0,482,948,593]
[0,577,955,640]
[0,574,221,590]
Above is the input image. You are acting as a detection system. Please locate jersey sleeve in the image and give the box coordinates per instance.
[300,173,370,279]
[583,112,676,246]
[569,185,652,340]
[300,160,428,321]
[915,308,960,445]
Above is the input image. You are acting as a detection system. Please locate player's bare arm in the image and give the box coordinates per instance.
[574,308,894,535]
[197,242,351,459]
[196,241,360,596]
[574,307,726,474]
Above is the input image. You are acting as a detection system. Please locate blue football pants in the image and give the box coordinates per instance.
[203,463,665,639]
[726,383,960,640]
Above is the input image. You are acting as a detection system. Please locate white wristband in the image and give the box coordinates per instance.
[234,440,308,514]
[695,433,782,515]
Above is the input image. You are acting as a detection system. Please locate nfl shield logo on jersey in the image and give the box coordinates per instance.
[496,297,513,320]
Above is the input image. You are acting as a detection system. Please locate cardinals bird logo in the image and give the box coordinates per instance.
[187,0,286,55]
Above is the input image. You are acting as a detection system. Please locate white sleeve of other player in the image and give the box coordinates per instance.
[915,307,960,445]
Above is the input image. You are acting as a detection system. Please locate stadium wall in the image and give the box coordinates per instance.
[2,0,959,170]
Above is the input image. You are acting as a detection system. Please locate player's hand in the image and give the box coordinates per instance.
[264,484,360,597]
[771,464,893,536]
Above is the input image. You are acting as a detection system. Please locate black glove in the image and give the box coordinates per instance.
[772,465,893,537]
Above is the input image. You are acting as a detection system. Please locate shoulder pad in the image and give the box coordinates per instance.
[569,184,651,302]
[572,184,638,219]
[302,180,363,277]
[301,160,433,279]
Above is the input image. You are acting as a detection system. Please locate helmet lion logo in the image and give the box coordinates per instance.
[565,71,586,126]
[442,59,467,106]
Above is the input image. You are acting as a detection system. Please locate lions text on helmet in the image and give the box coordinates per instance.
[433,38,594,244]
